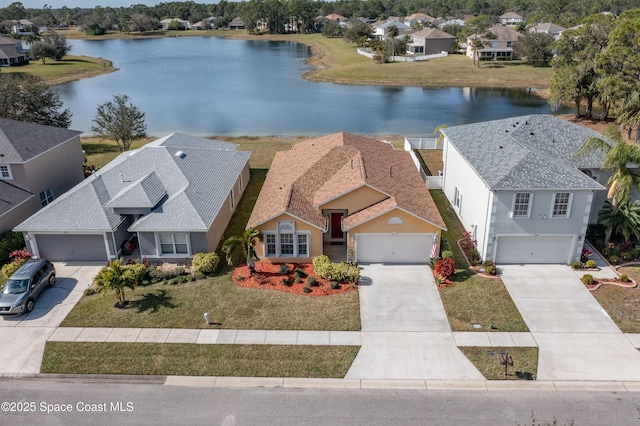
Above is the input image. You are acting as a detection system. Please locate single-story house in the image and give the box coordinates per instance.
[530,22,565,39]
[0,36,28,67]
[0,118,84,233]
[15,134,250,262]
[228,18,245,29]
[440,114,607,265]
[407,28,455,55]
[247,132,446,264]
[325,13,348,24]
[404,13,435,27]
[499,12,523,26]
[466,26,523,61]
[160,18,192,30]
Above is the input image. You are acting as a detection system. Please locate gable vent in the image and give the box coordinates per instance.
[174,150,186,159]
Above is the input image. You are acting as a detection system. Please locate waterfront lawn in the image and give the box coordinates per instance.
[430,189,528,332]
[4,55,115,85]
[42,342,359,377]
[459,347,538,380]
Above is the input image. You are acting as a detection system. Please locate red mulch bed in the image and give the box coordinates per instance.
[231,262,357,296]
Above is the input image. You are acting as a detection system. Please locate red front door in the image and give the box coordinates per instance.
[330,213,344,239]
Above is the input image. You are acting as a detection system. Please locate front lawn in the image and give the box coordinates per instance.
[591,266,640,333]
[61,271,360,330]
[42,342,359,377]
[430,189,528,332]
[459,347,538,380]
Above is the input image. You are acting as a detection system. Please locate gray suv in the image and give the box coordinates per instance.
[0,259,56,315]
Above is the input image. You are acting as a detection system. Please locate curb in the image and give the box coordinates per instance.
[3,374,640,391]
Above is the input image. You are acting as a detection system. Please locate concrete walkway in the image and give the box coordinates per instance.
[345,264,484,380]
[501,264,640,381]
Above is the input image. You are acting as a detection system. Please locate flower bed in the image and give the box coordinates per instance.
[580,274,637,292]
[231,262,357,297]
[456,235,500,278]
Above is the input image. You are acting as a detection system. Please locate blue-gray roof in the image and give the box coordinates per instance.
[0,118,81,162]
[441,114,608,190]
[0,180,33,216]
[14,133,250,233]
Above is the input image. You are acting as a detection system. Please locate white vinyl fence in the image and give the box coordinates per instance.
[404,137,443,189]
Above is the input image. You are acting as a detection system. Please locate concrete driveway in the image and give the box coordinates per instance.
[501,264,640,381]
[346,264,483,380]
[0,262,101,374]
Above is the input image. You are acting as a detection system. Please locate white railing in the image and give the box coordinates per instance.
[425,176,443,189]
[357,49,448,62]
[405,137,440,150]
[404,137,443,189]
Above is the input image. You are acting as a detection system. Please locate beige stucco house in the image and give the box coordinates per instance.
[466,26,523,61]
[0,118,84,234]
[247,132,446,264]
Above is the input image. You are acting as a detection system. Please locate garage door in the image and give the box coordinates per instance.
[495,235,574,264]
[35,234,108,262]
[356,233,433,264]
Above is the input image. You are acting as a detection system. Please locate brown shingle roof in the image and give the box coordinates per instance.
[247,132,446,231]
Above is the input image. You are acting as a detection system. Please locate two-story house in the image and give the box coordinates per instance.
[0,36,28,67]
[466,26,523,61]
[499,12,523,27]
[407,28,456,55]
[0,118,84,234]
[440,115,607,264]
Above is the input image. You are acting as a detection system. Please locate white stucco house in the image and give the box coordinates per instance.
[440,115,608,264]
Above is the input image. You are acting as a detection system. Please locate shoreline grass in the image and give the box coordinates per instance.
[41,342,359,377]
[4,54,116,86]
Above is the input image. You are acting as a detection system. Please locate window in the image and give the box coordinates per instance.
[265,233,276,256]
[506,41,512,47]
[0,165,11,180]
[159,232,188,254]
[454,187,463,211]
[230,188,235,210]
[513,192,532,217]
[280,233,294,255]
[40,188,54,207]
[552,192,572,217]
[297,234,308,256]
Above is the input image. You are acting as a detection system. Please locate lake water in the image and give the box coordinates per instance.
[55,37,566,137]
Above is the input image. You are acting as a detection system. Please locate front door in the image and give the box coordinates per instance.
[330,213,344,239]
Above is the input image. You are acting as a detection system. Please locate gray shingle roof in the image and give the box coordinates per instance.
[14,134,250,233]
[0,180,33,215]
[441,114,608,190]
[0,118,81,163]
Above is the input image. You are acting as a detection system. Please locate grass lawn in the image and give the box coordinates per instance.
[459,347,538,380]
[41,342,359,377]
[430,189,528,332]
[4,55,115,85]
[591,266,640,333]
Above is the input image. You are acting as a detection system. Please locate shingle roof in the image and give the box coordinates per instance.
[531,23,565,33]
[14,134,250,233]
[0,180,33,216]
[500,12,523,19]
[440,114,608,190]
[483,26,523,41]
[405,13,433,21]
[0,118,81,163]
[412,28,455,39]
[247,132,446,231]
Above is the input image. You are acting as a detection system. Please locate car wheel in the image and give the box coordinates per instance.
[26,299,35,313]
[48,274,56,287]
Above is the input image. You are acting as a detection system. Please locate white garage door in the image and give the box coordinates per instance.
[35,234,108,262]
[495,235,574,264]
[356,233,433,264]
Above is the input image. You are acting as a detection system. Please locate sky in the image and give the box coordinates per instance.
[17,0,238,9]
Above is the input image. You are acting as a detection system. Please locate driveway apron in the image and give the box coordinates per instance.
[500,264,640,381]
[346,264,483,380]
[0,263,102,374]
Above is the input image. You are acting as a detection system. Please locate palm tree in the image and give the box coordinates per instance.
[386,25,399,57]
[470,38,484,67]
[222,227,262,272]
[95,259,137,307]
[434,124,448,148]
[597,200,640,243]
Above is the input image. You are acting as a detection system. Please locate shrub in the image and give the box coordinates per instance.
[620,251,632,262]
[84,287,97,296]
[236,274,245,282]
[434,257,456,281]
[330,280,339,289]
[191,252,220,275]
[468,247,480,263]
[1,259,26,279]
[584,260,597,269]
[620,241,632,251]
[440,236,451,253]
[302,285,312,293]
[193,271,206,281]
[586,224,606,246]
[293,267,306,277]
[185,274,195,282]
[125,262,148,284]
[294,275,301,284]
[172,266,186,277]
[581,274,595,285]
[177,275,188,284]
[428,257,437,269]
[608,255,621,265]
[147,265,165,282]
[312,255,331,278]
[433,273,446,286]
[281,278,291,287]
[570,261,583,270]
[278,264,290,275]
[167,277,179,285]
[312,255,360,283]
[485,264,497,275]
[482,260,494,267]
[442,250,454,259]
[0,231,26,267]
[619,274,630,282]
[307,276,319,287]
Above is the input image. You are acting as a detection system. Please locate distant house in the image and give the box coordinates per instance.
[15,134,251,262]
[160,18,191,30]
[247,132,446,264]
[440,115,606,264]
[372,19,411,37]
[530,22,565,39]
[407,28,455,55]
[0,36,28,67]
[404,13,434,27]
[325,13,348,23]
[9,19,34,34]
[499,12,523,26]
[0,118,84,234]
[228,17,245,30]
[439,18,465,28]
[466,26,523,61]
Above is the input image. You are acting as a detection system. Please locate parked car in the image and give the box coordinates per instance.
[0,259,56,315]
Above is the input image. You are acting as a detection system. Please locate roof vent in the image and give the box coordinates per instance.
[499,146,503,149]
[174,150,186,159]
[530,132,535,136]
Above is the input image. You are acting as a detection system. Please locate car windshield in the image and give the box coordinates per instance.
[2,279,29,295]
